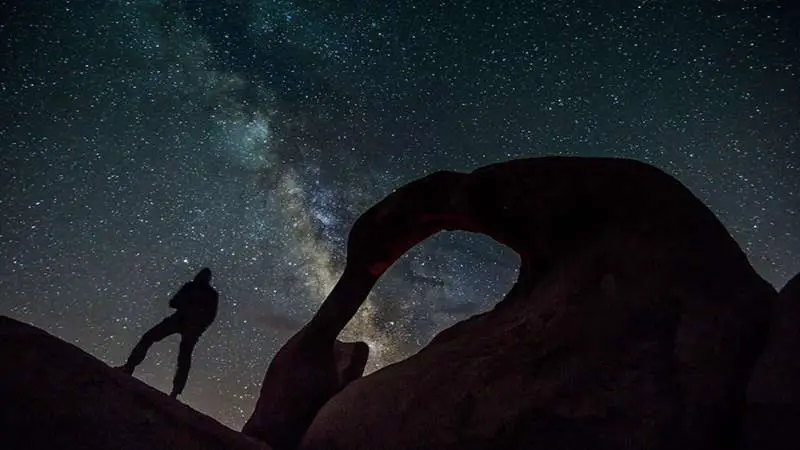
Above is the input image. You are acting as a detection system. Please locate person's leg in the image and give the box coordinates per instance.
[121,316,180,374]
[170,334,198,397]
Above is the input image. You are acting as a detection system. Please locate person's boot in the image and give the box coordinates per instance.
[116,363,134,375]
[169,385,181,398]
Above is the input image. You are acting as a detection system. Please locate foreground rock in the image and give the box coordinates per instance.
[0,316,267,450]
[740,272,800,450]
[245,156,776,450]
[243,338,369,449]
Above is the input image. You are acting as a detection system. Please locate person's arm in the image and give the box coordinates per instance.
[169,283,193,309]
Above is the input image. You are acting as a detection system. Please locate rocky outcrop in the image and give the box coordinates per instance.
[242,338,369,450]
[0,316,267,450]
[740,272,800,450]
[244,156,776,450]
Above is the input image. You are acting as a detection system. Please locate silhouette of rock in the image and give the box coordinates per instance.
[242,337,370,450]
[0,315,268,450]
[740,272,800,450]
[244,157,776,450]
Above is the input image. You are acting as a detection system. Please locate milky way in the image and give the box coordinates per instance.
[1,0,798,427]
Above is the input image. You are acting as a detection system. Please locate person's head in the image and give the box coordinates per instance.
[194,268,212,284]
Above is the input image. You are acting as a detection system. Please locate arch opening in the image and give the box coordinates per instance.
[340,230,520,371]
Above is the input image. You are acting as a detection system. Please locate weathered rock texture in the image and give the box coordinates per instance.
[740,272,800,450]
[245,157,777,450]
[0,315,268,450]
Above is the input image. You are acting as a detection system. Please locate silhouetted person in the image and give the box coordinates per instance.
[120,268,219,398]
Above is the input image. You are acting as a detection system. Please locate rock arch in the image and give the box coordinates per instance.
[244,157,775,450]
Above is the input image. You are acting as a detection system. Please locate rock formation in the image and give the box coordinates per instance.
[2,157,783,449]
[242,338,369,449]
[0,315,268,450]
[244,156,777,450]
[740,272,800,449]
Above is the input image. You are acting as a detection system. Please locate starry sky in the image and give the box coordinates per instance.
[1,0,798,429]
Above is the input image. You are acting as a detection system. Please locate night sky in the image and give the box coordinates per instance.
[1,0,798,428]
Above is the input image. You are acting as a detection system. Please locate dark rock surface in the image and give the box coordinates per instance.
[244,157,776,450]
[740,272,800,450]
[0,315,268,450]
[242,338,370,450]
